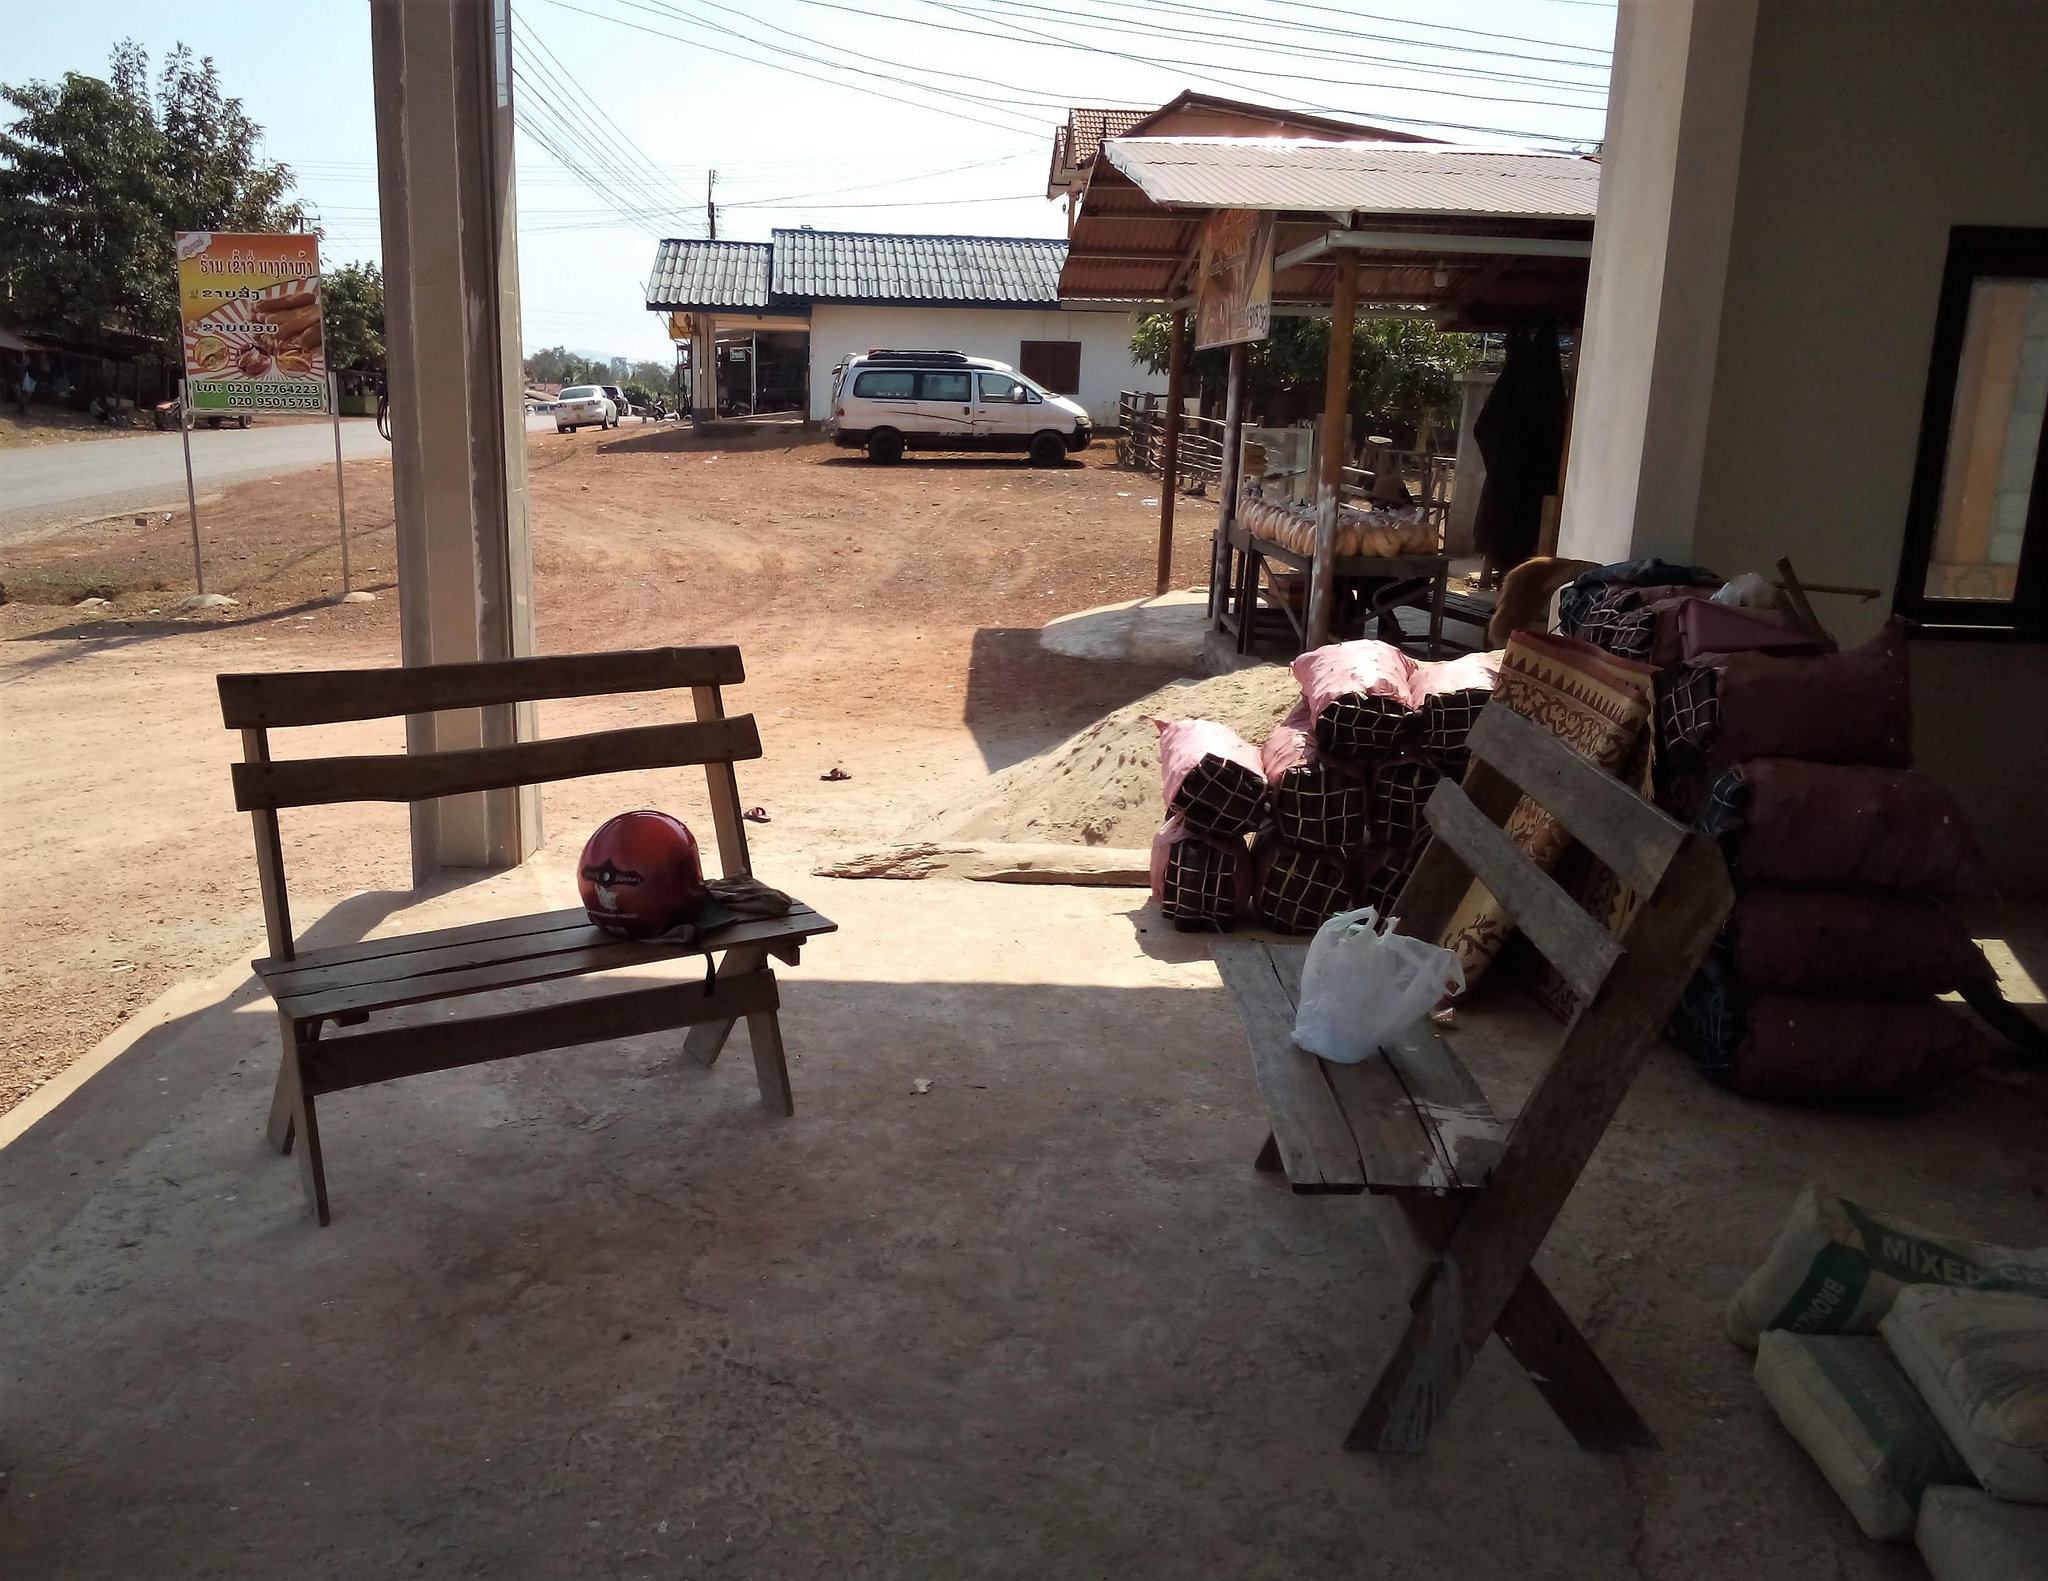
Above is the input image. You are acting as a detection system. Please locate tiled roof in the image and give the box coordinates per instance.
[1068,108,1147,167]
[769,230,1066,306]
[644,239,773,309]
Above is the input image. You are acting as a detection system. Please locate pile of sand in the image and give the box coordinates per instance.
[916,665,1302,848]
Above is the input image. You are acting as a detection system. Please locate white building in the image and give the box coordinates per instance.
[644,229,1155,427]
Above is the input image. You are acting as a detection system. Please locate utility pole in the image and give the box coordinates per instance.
[706,169,717,240]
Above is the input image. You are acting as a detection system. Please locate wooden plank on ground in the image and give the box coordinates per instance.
[232,716,762,810]
[1211,941,1364,1193]
[1423,780,1622,1003]
[300,970,781,1094]
[1466,706,1686,896]
[218,646,746,728]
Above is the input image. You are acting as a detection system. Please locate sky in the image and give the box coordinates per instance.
[2,0,1616,364]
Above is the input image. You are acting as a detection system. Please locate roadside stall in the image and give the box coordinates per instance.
[1057,136,1598,654]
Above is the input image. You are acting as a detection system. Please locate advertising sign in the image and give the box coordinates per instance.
[1195,208,1275,352]
[175,232,328,412]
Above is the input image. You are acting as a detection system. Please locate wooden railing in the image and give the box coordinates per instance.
[1116,392,1227,489]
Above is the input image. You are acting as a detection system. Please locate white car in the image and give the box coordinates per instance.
[827,350,1091,465]
[555,385,617,432]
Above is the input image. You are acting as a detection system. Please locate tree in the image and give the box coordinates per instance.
[322,261,384,372]
[1130,312,1475,450]
[525,345,610,388]
[0,42,305,349]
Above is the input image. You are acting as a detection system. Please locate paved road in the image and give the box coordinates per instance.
[0,419,399,544]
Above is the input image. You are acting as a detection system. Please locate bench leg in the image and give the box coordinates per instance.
[684,943,769,1066]
[1254,1131,1283,1173]
[1350,1195,1653,1453]
[267,1017,331,1226]
[746,1008,794,1116]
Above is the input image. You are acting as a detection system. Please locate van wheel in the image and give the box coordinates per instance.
[867,429,903,464]
[1029,431,1066,467]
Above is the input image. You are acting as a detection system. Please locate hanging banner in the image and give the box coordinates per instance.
[1195,208,1275,351]
[175,232,329,412]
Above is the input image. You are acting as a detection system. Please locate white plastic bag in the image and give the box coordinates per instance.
[1291,907,1465,1064]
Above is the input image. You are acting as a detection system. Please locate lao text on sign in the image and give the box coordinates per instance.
[1196,209,1274,351]
[175,232,329,413]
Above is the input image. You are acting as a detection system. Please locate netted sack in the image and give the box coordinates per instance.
[1755,1331,1976,1541]
[1698,760,1990,895]
[1916,1485,2048,1580]
[1728,886,1996,999]
[1251,832,1360,935]
[1411,648,1501,775]
[1156,717,1267,837]
[1361,840,1428,918]
[1708,618,1913,772]
[1671,985,1988,1102]
[1371,756,1443,849]
[1725,1181,2048,1349]
[1291,639,1420,762]
[1883,1287,2048,1505]
[1148,816,1250,930]
[1262,704,1372,850]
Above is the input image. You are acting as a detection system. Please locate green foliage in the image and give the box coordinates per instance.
[0,42,305,348]
[1130,312,1475,448]
[321,261,384,372]
[526,347,679,397]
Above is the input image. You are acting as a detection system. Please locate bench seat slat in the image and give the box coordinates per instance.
[267,907,835,1023]
[257,907,595,979]
[262,903,823,998]
[1381,1021,1505,1190]
[1424,779,1624,1003]
[218,646,745,728]
[1265,945,1470,1194]
[1211,941,1365,1193]
[233,717,764,811]
[1465,706,1687,896]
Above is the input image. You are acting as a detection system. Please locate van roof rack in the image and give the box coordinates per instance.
[859,349,972,364]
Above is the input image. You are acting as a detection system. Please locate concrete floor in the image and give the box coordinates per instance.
[3,859,2046,1579]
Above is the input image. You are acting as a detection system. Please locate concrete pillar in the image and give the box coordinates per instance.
[691,314,717,422]
[372,0,541,883]
[1556,0,1761,567]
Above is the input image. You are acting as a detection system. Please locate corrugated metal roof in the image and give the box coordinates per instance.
[645,240,774,309]
[1101,138,1601,219]
[769,230,1066,305]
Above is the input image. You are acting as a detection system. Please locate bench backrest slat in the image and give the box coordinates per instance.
[1423,777,1623,1003]
[1463,705,1687,896]
[217,646,745,729]
[232,716,762,811]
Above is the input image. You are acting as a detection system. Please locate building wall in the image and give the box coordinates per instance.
[805,304,1156,426]
[1564,0,2048,891]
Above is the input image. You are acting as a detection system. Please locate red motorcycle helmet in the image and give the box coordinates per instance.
[578,811,706,937]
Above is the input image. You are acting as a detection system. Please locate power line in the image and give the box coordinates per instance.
[516,20,705,219]
[1110,0,1611,59]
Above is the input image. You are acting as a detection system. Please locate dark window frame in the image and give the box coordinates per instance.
[1019,339,1082,395]
[1895,225,2048,640]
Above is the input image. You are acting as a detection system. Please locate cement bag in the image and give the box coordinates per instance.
[1754,1331,1975,1540]
[1916,1486,2048,1581]
[1292,906,1463,1064]
[1883,1287,2048,1505]
[1727,1182,2048,1349]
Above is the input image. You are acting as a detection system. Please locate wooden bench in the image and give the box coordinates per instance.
[218,645,836,1226]
[1213,701,1733,1453]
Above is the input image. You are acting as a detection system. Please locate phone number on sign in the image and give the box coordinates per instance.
[191,381,327,412]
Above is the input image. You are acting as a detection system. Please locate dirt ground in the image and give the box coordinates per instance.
[0,426,1214,1113]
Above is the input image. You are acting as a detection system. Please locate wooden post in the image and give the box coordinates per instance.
[1155,306,1188,597]
[1306,254,1359,650]
[1211,341,1247,621]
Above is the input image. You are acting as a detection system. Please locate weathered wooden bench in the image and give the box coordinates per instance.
[219,646,835,1226]
[1213,700,1733,1453]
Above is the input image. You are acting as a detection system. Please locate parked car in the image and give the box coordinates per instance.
[555,385,617,432]
[152,399,252,431]
[827,349,1090,465]
[598,384,637,421]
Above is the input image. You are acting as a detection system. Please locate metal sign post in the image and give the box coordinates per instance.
[327,370,373,602]
[179,376,206,595]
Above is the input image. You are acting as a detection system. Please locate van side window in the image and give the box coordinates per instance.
[851,369,915,398]
[978,373,1022,402]
[919,371,971,402]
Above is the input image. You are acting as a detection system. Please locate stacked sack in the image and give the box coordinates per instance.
[1730,1182,2048,1575]
[1148,642,1500,933]
[1555,573,2003,1104]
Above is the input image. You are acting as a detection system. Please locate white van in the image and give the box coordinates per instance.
[828,349,1091,466]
